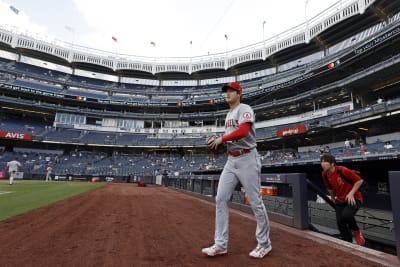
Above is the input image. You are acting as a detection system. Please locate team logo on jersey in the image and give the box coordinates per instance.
[243,112,252,120]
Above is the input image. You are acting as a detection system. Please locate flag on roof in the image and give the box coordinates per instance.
[112,36,117,42]
[224,34,228,40]
[150,41,156,47]
[65,25,74,32]
[10,5,19,15]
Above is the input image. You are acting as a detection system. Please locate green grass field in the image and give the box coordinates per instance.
[0,180,105,221]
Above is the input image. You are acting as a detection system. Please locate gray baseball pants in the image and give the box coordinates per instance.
[213,149,271,250]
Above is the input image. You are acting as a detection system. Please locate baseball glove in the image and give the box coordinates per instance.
[206,135,225,154]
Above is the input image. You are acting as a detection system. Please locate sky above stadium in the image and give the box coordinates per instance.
[0,0,342,58]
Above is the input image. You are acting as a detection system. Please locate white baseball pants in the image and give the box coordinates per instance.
[213,149,271,250]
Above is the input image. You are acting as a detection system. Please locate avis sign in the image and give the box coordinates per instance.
[277,125,306,137]
[0,131,32,140]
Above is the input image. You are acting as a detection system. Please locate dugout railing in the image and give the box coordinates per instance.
[167,173,308,229]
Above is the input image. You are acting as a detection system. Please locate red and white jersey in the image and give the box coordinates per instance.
[224,103,256,151]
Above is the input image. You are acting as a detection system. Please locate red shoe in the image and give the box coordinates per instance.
[353,230,365,246]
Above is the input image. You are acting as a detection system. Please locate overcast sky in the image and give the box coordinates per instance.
[0,0,344,58]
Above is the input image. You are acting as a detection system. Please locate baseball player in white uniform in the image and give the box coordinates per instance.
[46,165,52,182]
[202,82,272,259]
[6,158,22,185]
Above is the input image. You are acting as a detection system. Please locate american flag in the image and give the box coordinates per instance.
[112,36,118,42]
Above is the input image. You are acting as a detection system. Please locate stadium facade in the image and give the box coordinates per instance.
[1,0,400,255]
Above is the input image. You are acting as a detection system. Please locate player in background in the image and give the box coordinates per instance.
[6,157,22,185]
[46,164,53,182]
[202,82,272,259]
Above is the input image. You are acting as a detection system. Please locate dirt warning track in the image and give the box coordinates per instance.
[0,183,395,267]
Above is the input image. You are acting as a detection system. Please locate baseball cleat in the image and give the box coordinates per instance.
[201,244,227,257]
[249,244,272,258]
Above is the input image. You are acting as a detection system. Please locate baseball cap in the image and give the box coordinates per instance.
[222,82,242,94]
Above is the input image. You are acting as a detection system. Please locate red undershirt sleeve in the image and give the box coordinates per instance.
[221,122,251,142]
